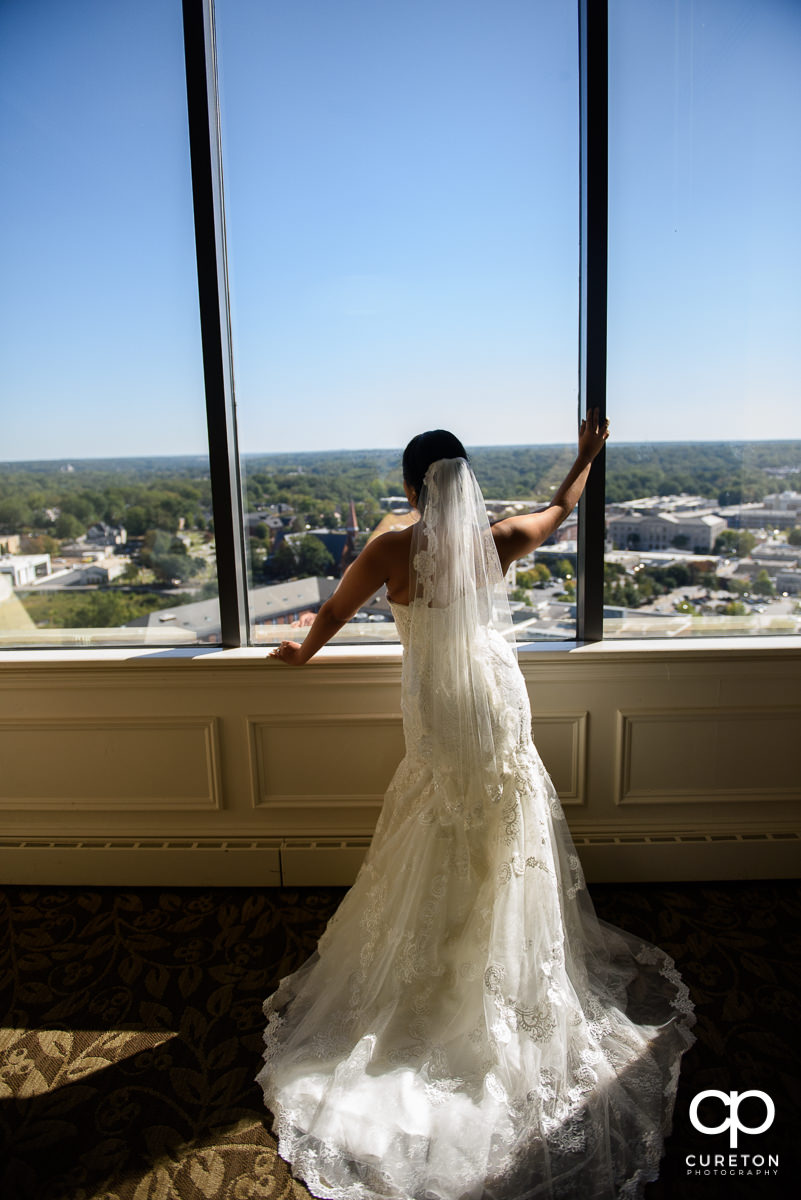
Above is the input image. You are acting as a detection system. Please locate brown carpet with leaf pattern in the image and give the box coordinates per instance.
[0,880,798,1200]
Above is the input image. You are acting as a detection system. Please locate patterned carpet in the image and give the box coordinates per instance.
[0,880,798,1200]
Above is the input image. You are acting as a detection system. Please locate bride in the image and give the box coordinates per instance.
[257,411,696,1200]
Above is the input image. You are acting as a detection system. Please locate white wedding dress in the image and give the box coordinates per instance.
[257,459,696,1200]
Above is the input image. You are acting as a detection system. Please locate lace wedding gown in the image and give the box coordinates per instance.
[257,459,696,1200]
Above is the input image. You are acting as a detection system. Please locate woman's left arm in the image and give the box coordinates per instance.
[270,534,393,665]
[492,407,609,570]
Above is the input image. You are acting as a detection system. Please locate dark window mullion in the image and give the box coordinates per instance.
[576,0,608,643]
[182,0,249,647]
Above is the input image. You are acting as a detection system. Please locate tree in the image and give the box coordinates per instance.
[139,529,203,584]
[356,498,382,530]
[635,573,655,601]
[296,535,335,577]
[125,506,148,536]
[716,529,757,557]
[264,542,298,581]
[0,498,32,530]
[23,534,59,556]
[787,527,801,547]
[54,513,84,540]
[119,562,141,584]
[151,554,203,584]
[61,494,98,523]
[719,487,742,505]
[21,589,175,628]
[714,530,737,554]
[518,564,551,588]
[551,557,575,579]
[140,530,172,563]
[752,570,775,597]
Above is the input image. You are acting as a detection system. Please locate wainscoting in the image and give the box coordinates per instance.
[1,639,800,885]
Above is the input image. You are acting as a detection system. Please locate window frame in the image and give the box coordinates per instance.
[183,0,798,653]
[182,0,609,649]
[182,0,250,646]
[576,0,607,643]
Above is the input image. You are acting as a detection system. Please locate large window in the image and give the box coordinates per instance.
[0,0,221,646]
[2,0,799,652]
[604,0,801,637]
[214,0,580,644]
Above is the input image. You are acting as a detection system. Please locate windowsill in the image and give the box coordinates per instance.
[1,634,800,668]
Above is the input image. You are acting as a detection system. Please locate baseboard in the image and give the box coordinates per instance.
[1,831,798,886]
[0,838,283,887]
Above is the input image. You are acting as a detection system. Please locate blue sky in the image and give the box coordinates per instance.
[1,0,799,462]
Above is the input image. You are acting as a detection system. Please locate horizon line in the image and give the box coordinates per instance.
[3,436,801,468]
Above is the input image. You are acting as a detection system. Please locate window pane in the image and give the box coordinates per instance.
[0,0,221,647]
[215,0,580,646]
[606,0,801,638]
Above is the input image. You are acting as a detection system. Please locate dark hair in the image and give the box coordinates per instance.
[402,429,468,497]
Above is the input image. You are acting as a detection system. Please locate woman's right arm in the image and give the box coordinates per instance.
[269,531,397,665]
[491,407,609,571]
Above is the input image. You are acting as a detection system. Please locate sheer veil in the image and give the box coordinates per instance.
[406,456,519,802]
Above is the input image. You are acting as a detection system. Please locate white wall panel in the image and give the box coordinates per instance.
[616,707,801,805]
[531,712,587,806]
[0,716,220,811]
[248,714,404,809]
[0,642,799,883]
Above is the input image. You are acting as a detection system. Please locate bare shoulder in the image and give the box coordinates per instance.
[364,524,414,558]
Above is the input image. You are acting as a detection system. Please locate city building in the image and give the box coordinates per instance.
[87,522,128,546]
[245,512,284,533]
[728,508,799,530]
[124,577,340,643]
[775,570,801,594]
[0,553,52,586]
[607,512,725,552]
[763,491,801,514]
[73,557,126,585]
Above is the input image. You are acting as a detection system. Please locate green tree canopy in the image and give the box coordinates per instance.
[54,513,84,540]
[264,541,298,581]
[296,535,335,577]
[752,570,775,597]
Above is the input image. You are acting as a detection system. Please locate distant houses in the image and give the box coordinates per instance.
[86,523,127,546]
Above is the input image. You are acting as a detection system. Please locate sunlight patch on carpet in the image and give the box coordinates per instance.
[0,1027,178,1098]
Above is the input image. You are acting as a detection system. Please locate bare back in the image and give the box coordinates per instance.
[379,523,518,606]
